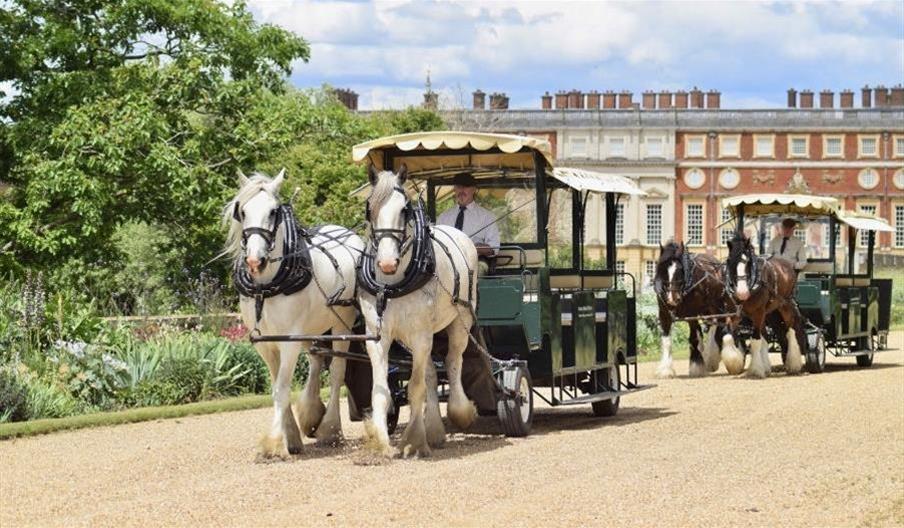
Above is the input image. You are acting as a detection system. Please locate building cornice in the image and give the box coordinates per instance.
[677,160,904,169]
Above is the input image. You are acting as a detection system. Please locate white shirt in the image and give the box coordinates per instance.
[437,201,501,250]
[768,235,807,270]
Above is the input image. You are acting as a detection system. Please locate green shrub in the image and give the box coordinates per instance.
[0,369,30,423]
[24,377,81,419]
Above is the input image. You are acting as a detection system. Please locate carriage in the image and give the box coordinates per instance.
[723,194,895,373]
[335,131,652,436]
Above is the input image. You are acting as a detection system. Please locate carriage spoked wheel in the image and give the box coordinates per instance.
[592,364,621,417]
[497,365,533,437]
[855,333,876,368]
[805,332,826,374]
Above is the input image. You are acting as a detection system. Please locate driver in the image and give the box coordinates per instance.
[768,218,807,270]
[437,173,500,275]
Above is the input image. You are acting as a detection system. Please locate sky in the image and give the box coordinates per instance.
[248,0,904,111]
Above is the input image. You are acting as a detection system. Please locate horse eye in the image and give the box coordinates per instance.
[269,210,277,217]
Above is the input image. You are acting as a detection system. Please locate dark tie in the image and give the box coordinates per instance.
[780,237,788,255]
[455,206,466,230]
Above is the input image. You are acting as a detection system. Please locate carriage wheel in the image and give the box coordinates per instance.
[497,365,533,437]
[805,332,826,374]
[855,334,875,367]
[592,365,621,417]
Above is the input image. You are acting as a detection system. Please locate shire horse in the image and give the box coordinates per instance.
[224,170,365,456]
[725,233,806,378]
[654,242,745,378]
[359,164,479,458]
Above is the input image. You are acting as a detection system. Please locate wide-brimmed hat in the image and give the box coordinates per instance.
[451,173,477,187]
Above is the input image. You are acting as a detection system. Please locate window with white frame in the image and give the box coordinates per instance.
[646,204,662,245]
[646,136,664,157]
[823,136,843,158]
[685,203,704,246]
[858,168,879,190]
[616,261,625,276]
[754,135,774,157]
[859,136,878,157]
[615,203,624,245]
[858,204,877,247]
[721,207,733,245]
[608,136,626,157]
[719,135,739,157]
[569,136,588,158]
[895,136,904,157]
[645,260,656,288]
[685,136,704,157]
[896,205,904,248]
[789,136,808,157]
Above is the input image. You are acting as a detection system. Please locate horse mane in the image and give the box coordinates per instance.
[221,172,278,260]
[367,170,402,220]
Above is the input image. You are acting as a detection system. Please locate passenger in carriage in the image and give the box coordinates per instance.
[768,217,808,271]
[437,173,501,275]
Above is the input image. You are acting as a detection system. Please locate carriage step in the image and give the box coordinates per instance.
[551,383,655,406]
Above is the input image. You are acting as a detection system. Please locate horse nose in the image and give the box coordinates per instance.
[378,259,399,275]
[246,256,260,274]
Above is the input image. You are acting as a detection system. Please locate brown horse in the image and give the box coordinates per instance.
[725,233,806,378]
[654,242,745,377]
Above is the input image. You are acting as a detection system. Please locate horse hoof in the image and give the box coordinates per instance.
[448,400,477,430]
[287,445,303,455]
[688,361,707,378]
[258,435,285,457]
[655,366,676,379]
[401,442,431,459]
[296,400,326,438]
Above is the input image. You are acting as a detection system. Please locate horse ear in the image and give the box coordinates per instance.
[368,164,378,185]
[237,170,250,187]
[232,201,242,222]
[398,163,408,183]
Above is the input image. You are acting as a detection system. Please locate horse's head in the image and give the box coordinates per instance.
[224,169,286,276]
[366,164,411,275]
[655,241,688,307]
[726,232,757,301]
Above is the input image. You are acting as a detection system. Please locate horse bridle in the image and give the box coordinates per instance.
[727,245,760,294]
[234,200,283,254]
[367,185,415,256]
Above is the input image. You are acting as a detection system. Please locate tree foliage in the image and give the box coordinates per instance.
[0,0,445,313]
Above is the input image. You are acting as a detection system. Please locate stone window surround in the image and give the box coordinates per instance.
[858,134,880,159]
[718,134,741,159]
[822,134,844,159]
[753,134,775,159]
[787,134,810,159]
[684,201,705,247]
[892,134,904,158]
[684,134,706,158]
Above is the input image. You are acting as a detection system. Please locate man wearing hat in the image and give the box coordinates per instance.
[437,173,500,274]
[768,218,808,270]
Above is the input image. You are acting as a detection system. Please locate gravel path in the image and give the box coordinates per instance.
[2,335,903,528]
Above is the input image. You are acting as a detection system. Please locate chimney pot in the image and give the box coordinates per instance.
[642,90,656,109]
[861,85,872,108]
[555,90,568,109]
[541,91,553,110]
[674,90,688,109]
[890,85,904,107]
[787,88,797,108]
[602,91,617,109]
[617,90,633,109]
[690,87,704,108]
[586,90,601,109]
[799,89,814,108]
[472,89,486,110]
[658,91,673,109]
[705,90,720,109]
[840,90,854,108]
[819,89,834,108]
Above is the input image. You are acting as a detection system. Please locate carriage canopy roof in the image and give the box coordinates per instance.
[551,167,647,196]
[722,193,893,232]
[722,194,841,217]
[351,131,555,174]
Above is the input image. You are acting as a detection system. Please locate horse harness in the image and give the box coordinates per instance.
[358,186,474,318]
[233,203,351,332]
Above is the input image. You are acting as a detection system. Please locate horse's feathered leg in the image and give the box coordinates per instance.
[399,335,432,458]
[296,352,326,438]
[424,360,446,448]
[363,334,394,458]
[688,321,707,378]
[445,317,477,431]
[702,325,721,372]
[656,305,676,379]
[315,350,346,446]
[719,326,746,375]
[262,342,303,456]
[780,305,805,375]
[745,323,771,379]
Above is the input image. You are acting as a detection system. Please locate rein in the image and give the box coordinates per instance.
[358,191,436,316]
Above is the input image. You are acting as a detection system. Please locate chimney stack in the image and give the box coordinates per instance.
[674,90,688,109]
[891,85,904,107]
[472,90,486,110]
[819,90,834,108]
[567,89,583,109]
[799,89,814,108]
[875,86,889,107]
[555,91,568,109]
[617,90,633,109]
[586,90,601,109]
[642,90,656,109]
[861,85,872,108]
[787,88,797,108]
[541,91,552,110]
[690,87,704,108]
[489,92,509,110]
[705,90,721,109]
[840,90,854,108]
[658,91,673,109]
[602,90,617,109]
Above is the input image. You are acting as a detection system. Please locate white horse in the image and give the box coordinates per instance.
[223,170,364,456]
[359,164,479,458]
